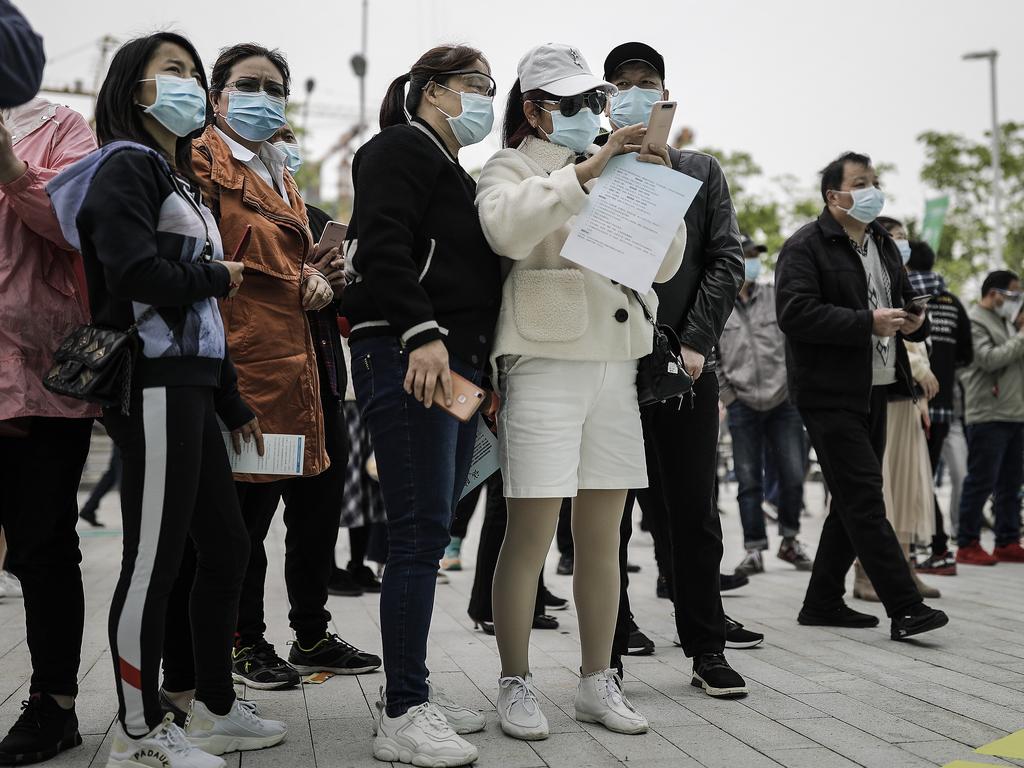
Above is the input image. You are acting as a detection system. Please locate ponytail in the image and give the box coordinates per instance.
[378,44,489,131]
[379,72,412,129]
[504,79,554,149]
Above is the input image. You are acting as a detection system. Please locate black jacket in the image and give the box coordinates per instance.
[775,208,930,414]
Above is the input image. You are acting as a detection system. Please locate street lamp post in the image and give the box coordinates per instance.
[963,49,1003,265]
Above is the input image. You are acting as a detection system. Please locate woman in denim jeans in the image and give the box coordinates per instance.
[340,43,501,768]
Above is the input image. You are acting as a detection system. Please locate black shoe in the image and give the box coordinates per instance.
[656,575,671,599]
[720,572,749,592]
[532,614,559,630]
[891,604,949,641]
[624,619,655,656]
[691,652,749,698]
[0,693,82,766]
[473,619,495,635]
[289,633,382,675]
[725,616,764,649]
[556,553,574,575]
[232,639,301,690]
[798,603,880,628]
[327,567,364,597]
[348,562,382,593]
[541,588,568,611]
[77,509,104,528]
[158,688,188,727]
[626,562,641,574]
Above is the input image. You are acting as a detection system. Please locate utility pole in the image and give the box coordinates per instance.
[963,49,1003,266]
[91,35,118,110]
[349,0,368,143]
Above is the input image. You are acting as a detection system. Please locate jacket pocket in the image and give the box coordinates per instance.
[512,269,588,343]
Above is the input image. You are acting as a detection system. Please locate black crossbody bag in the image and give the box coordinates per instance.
[631,289,694,407]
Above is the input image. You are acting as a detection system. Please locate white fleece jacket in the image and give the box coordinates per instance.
[476,136,686,372]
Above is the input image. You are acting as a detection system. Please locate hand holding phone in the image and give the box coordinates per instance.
[641,101,677,154]
[315,221,347,258]
[904,294,934,316]
[433,370,486,423]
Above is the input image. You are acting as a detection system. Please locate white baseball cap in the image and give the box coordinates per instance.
[517,43,616,97]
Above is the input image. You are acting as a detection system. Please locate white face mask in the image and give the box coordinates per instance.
[997,295,1024,323]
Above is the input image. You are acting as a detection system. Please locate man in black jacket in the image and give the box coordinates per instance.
[776,152,948,641]
[601,42,751,698]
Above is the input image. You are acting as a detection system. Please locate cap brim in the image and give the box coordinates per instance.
[543,72,616,97]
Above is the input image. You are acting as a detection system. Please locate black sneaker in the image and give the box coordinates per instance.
[532,614,559,630]
[328,567,364,597]
[656,575,671,599]
[891,604,949,641]
[626,562,641,574]
[624,619,655,656]
[0,693,82,765]
[725,616,764,649]
[720,572,749,592]
[541,587,568,611]
[348,562,382,593]
[232,638,301,689]
[691,653,749,698]
[778,538,813,571]
[157,688,188,727]
[798,603,879,628]
[289,633,382,675]
[78,508,104,528]
[556,553,574,575]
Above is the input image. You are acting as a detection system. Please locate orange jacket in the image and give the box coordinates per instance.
[192,126,327,481]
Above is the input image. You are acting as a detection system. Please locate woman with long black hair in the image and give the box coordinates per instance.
[341,43,502,767]
[48,32,286,768]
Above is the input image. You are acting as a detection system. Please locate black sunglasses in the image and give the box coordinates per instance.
[533,90,608,118]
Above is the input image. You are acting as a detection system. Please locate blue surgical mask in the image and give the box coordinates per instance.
[610,87,661,128]
[274,141,303,174]
[433,84,494,147]
[138,75,207,137]
[744,257,761,283]
[225,90,287,142]
[896,239,911,265]
[540,107,601,155]
[835,186,886,224]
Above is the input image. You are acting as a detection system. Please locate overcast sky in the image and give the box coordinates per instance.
[24,0,1024,234]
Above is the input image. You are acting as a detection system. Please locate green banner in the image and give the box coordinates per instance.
[921,196,950,252]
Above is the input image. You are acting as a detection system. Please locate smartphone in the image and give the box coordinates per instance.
[904,293,934,316]
[433,370,486,423]
[642,101,677,154]
[315,221,348,256]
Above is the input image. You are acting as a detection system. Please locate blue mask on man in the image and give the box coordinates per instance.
[139,75,207,137]
[609,87,661,128]
[225,90,287,142]
[274,142,303,174]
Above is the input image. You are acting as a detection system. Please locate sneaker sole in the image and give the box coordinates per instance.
[187,731,287,755]
[575,710,648,734]
[290,663,381,676]
[372,736,478,767]
[0,732,82,766]
[917,566,957,576]
[797,614,879,629]
[891,612,949,641]
[545,603,569,611]
[231,672,299,690]
[725,637,765,650]
[499,721,549,741]
[624,645,655,656]
[690,673,749,698]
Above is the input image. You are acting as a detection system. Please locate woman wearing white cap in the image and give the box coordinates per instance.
[476,42,686,740]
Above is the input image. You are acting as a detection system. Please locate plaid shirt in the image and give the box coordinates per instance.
[907,270,957,423]
[309,306,343,399]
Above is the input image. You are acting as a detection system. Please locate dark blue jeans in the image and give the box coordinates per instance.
[351,337,479,717]
[727,399,806,550]
[957,421,1024,548]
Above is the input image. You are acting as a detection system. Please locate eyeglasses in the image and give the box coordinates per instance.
[427,70,496,98]
[533,91,608,118]
[222,77,288,100]
[995,289,1023,300]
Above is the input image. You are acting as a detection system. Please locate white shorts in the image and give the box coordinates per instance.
[496,356,648,498]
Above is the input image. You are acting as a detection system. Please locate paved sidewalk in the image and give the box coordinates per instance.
[1,479,1022,768]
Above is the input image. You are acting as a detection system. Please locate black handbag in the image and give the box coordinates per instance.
[631,289,694,407]
[43,308,156,415]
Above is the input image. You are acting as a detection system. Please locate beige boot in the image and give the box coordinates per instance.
[853,561,880,602]
[905,545,940,598]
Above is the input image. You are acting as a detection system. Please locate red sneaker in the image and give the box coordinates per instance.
[956,542,998,566]
[993,542,1024,563]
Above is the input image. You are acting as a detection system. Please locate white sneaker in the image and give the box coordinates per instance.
[106,713,225,768]
[185,699,287,755]
[0,571,22,598]
[427,680,485,734]
[575,669,648,734]
[496,674,548,741]
[373,702,478,767]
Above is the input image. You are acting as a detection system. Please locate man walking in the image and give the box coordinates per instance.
[775,151,947,641]
[719,237,813,576]
[955,270,1024,565]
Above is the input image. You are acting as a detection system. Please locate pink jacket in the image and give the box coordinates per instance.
[0,98,98,420]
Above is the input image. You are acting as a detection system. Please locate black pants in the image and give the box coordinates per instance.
[800,387,920,618]
[925,420,951,555]
[625,372,726,658]
[450,483,482,540]
[468,473,544,622]
[236,396,347,648]
[0,417,91,698]
[611,499,636,671]
[556,499,573,557]
[79,444,121,517]
[106,387,248,735]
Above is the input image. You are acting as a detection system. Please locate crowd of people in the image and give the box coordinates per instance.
[1,2,1023,767]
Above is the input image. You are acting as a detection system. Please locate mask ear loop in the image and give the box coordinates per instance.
[402,74,414,124]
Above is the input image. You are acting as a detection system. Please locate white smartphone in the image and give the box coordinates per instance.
[642,101,677,154]
[316,221,348,256]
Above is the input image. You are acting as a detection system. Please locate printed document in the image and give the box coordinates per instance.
[222,433,305,476]
[461,418,499,500]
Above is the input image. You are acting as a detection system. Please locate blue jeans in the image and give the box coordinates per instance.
[957,421,1023,548]
[350,337,479,717]
[727,400,806,550]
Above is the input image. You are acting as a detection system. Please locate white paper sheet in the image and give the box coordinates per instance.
[222,433,305,476]
[460,418,500,500]
[560,154,703,293]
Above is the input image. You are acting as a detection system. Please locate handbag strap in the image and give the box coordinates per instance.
[630,289,658,329]
[128,307,158,334]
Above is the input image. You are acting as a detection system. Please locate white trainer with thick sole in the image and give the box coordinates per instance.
[373,702,478,767]
[184,699,286,755]
[496,674,548,741]
[574,669,648,734]
[427,681,485,735]
[105,713,225,768]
